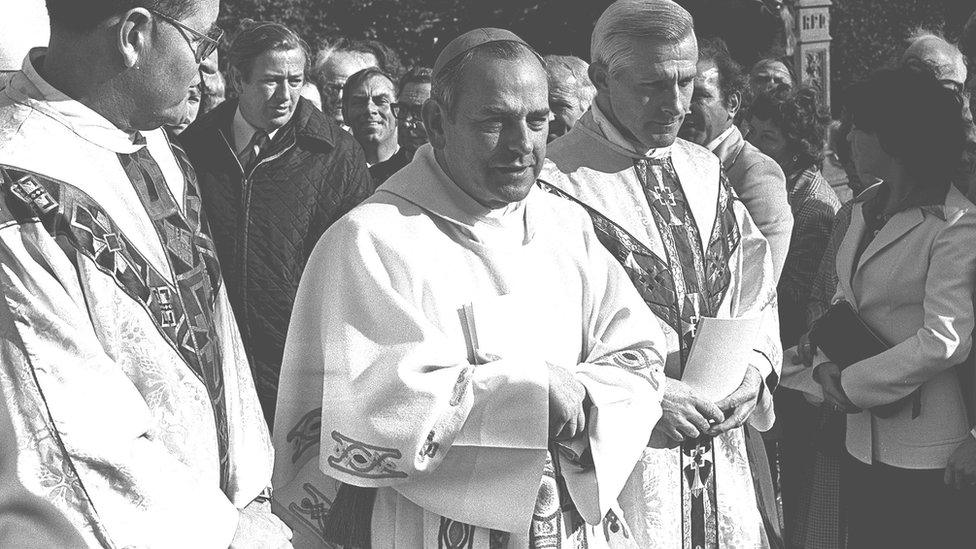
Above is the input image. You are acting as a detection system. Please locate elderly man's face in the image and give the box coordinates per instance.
[679,60,734,146]
[170,85,201,135]
[750,60,793,96]
[431,52,550,208]
[344,73,398,148]
[903,36,967,92]
[319,50,377,127]
[238,48,306,131]
[396,81,430,154]
[135,0,219,130]
[547,76,588,142]
[599,35,698,149]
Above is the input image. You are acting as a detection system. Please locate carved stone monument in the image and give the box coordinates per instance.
[794,0,833,108]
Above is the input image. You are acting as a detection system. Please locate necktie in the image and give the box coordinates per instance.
[237,130,269,174]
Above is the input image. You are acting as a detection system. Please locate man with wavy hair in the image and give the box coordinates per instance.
[179,20,371,429]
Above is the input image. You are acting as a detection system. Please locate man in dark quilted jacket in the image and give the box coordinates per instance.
[180,21,373,429]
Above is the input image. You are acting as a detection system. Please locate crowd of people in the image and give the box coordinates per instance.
[1,0,976,548]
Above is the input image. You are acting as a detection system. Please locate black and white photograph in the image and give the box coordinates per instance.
[0,0,974,547]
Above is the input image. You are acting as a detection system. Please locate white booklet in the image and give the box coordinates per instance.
[459,294,541,363]
[681,316,763,401]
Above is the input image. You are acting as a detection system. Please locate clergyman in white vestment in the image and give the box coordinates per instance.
[541,2,782,547]
[272,28,668,549]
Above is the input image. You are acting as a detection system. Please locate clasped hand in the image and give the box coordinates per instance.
[813,362,860,413]
[546,362,588,442]
[654,365,763,444]
[474,352,588,442]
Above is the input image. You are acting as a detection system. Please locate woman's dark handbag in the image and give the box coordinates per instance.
[810,301,918,418]
[810,301,888,369]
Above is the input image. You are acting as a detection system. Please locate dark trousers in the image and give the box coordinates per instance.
[842,452,976,549]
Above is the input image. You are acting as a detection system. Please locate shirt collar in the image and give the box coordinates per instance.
[706,125,737,152]
[15,48,144,154]
[590,100,672,159]
[862,181,948,222]
[232,106,280,155]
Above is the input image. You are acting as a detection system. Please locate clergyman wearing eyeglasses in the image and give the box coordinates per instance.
[0,1,294,547]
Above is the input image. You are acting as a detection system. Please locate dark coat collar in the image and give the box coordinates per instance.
[188,97,339,150]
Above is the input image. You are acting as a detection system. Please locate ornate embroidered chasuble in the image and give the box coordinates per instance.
[0,138,232,492]
[541,155,741,549]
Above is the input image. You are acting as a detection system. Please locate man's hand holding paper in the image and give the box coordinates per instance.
[708,365,763,435]
[652,378,725,446]
[650,316,767,442]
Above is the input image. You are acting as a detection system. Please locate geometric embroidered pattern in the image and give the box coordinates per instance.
[601,347,663,391]
[541,159,741,549]
[288,482,335,545]
[529,456,566,548]
[439,517,476,549]
[288,407,322,464]
[634,157,739,373]
[537,180,680,332]
[116,140,229,492]
[0,145,232,493]
[602,508,630,543]
[633,158,732,549]
[327,431,408,480]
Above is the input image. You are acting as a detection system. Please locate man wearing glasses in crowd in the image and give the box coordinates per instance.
[0,1,292,546]
[369,66,432,186]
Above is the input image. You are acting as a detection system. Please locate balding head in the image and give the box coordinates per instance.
[430,38,544,118]
[902,32,967,89]
[544,55,596,141]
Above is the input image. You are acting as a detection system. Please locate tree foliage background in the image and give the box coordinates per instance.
[218,0,975,113]
[218,0,786,68]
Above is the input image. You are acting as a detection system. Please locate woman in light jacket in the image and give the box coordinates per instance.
[786,65,976,548]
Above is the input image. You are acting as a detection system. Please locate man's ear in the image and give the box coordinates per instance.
[117,8,151,69]
[589,62,611,93]
[726,90,742,120]
[422,98,447,150]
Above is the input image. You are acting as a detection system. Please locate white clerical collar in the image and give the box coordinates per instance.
[232,106,280,155]
[381,144,530,247]
[590,100,672,159]
[706,125,736,152]
[15,48,144,154]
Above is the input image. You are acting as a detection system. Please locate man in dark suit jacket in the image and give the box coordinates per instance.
[680,37,792,280]
[179,21,373,428]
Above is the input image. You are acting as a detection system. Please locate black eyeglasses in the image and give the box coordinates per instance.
[148,8,223,64]
[391,102,423,120]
